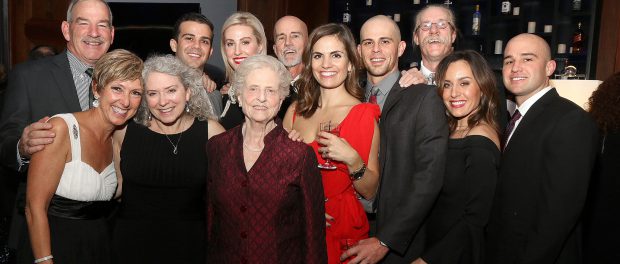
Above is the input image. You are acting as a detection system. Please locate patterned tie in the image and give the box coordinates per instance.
[502,110,522,151]
[368,86,380,104]
[85,68,94,109]
[427,73,436,85]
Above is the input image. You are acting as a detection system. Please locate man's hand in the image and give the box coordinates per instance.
[341,237,389,264]
[411,258,428,264]
[202,73,217,93]
[399,68,426,87]
[18,117,55,159]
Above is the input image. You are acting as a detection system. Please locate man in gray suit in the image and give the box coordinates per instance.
[0,0,114,254]
[342,15,448,264]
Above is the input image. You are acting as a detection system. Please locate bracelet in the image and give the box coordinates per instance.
[34,255,53,263]
[379,240,389,248]
[349,162,367,181]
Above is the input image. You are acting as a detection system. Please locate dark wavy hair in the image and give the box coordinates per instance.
[295,23,363,118]
[435,50,500,134]
[589,72,620,134]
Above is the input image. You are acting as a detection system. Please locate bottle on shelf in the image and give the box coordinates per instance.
[501,0,512,15]
[572,0,582,11]
[443,0,453,8]
[472,5,481,36]
[343,1,351,25]
[571,22,584,54]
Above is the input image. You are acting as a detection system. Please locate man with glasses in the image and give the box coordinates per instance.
[398,4,456,86]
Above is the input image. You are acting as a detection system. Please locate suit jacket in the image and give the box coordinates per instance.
[375,81,448,263]
[486,89,599,264]
[0,51,81,171]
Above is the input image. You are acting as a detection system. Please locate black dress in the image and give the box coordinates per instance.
[583,130,620,263]
[220,94,245,130]
[422,136,500,264]
[113,119,208,264]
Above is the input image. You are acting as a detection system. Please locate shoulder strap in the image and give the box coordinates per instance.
[50,113,81,162]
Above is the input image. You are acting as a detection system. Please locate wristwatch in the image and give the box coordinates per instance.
[349,162,367,181]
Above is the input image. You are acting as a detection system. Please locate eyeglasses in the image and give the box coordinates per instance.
[417,20,453,31]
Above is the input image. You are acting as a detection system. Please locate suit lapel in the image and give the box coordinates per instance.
[381,81,404,118]
[51,52,82,112]
[505,89,559,152]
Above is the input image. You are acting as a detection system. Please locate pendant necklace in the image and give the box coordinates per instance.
[155,118,185,155]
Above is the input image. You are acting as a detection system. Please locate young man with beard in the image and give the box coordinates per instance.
[341,15,448,264]
[170,12,223,116]
[272,15,308,119]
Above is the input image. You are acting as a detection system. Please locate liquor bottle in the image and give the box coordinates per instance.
[572,0,582,11]
[343,1,351,25]
[571,22,584,54]
[501,0,512,15]
[443,0,453,8]
[472,5,481,36]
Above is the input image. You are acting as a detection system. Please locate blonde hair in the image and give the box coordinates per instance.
[220,12,267,81]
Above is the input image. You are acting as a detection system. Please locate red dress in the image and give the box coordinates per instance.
[299,103,380,264]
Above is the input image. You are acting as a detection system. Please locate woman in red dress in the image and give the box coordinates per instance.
[284,23,380,264]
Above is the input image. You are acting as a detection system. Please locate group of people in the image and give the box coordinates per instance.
[0,0,616,264]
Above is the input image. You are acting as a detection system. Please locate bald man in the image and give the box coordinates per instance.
[343,15,448,264]
[486,34,598,264]
[272,15,308,119]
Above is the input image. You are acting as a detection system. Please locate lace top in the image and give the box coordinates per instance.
[51,114,116,201]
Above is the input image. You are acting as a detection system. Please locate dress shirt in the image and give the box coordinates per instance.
[67,51,93,111]
[365,71,399,111]
[420,61,435,85]
[506,86,553,144]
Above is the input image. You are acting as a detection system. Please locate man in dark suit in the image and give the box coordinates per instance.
[485,33,598,264]
[170,12,222,116]
[272,15,308,119]
[0,0,114,253]
[342,15,448,264]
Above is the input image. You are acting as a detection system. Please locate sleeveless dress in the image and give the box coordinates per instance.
[17,113,117,264]
[422,136,500,264]
[295,103,380,264]
[112,119,208,264]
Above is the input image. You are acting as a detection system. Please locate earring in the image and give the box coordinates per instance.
[148,112,152,121]
[92,96,100,108]
[185,102,190,113]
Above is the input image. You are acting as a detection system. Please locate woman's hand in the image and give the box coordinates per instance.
[411,258,428,264]
[325,213,334,227]
[316,131,360,167]
[287,129,303,142]
[220,83,231,95]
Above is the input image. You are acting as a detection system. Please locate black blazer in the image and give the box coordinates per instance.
[0,51,81,171]
[374,81,449,263]
[486,89,599,264]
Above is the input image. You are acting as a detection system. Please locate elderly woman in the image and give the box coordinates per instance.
[283,23,380,264]
[112,54,224,264]
[412,50,500,264]
[207,55,326,263]
[218,11,268,129]
[23,49,143,264]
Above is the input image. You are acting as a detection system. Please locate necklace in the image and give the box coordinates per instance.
[241,123,268,152]
[155,118,185,155]
[243,142,264,152]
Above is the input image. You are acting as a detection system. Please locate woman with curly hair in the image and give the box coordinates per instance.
[583,72,620,264]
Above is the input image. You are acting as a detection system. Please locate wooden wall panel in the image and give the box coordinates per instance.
[596,0,620,80]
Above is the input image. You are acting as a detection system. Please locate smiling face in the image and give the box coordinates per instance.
[311,35,352,90]
[170,21,213,69]
[502,34,555,105]
[61,0,114,66]
[273,16,308,68]
[359,16,406,85]
[240,67,283,124]
[224,25,262,70]
[441,60,481,125]
[94,78,142,126]
[413,6,455,64]
[144,72,191,126]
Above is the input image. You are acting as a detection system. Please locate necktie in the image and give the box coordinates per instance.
[427,73,436,85]
[85,68,94,109]
[502,110,522,151]
[368,86,380,104]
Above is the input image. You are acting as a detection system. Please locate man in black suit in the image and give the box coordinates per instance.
[272,15,308,119]
[485,33,598,264]
[170,12,223,116]
[342,15,448,264]
[0,0,114,253]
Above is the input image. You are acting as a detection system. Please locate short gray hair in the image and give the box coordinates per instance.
[229,55,291,104]
[134,54,216,126]
[66,0,114,26]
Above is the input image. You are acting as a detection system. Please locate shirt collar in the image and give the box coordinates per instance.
[516,86,553,116]
[420,60,434,79]
[66,50,91,77]
[365,70,400,96]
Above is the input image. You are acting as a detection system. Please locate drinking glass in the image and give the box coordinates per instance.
[318,121,340,170]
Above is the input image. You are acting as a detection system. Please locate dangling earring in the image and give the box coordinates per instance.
[92,96,100,108]
[185,101,190,113]
[148,112,152,121]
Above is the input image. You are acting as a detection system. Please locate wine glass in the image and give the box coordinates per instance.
[318,121,340,170]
